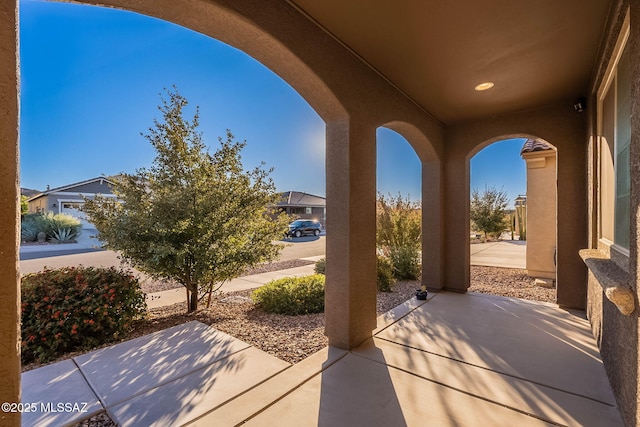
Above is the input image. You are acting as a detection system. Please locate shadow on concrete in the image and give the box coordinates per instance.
[372,292,622,426]
[318,344,407,426]
[75,321,257,426]
[281,235,322,243]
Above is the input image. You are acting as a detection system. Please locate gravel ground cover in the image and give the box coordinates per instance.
[60,266,555,427]
[469,265,556,303]
[138,258,316,293]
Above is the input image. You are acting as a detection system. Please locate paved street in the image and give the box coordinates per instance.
[20,236,327,274]
[277,235,325,261]
[20,235,526,274]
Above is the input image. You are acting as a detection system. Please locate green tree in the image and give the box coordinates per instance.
[84,88,290,312]
[470,186,510,240]
[376,193,422,280]
[20,195,29,216]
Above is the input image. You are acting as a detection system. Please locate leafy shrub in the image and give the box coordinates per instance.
[314,258,326,275]
[377,255,396,292]
[312,256,397,292]
[252,274,325,315]
[390,246,421,280]
[21,266,147,364]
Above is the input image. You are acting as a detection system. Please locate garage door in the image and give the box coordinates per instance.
[60,202,89,225]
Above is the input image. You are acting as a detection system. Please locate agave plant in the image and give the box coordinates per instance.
[50,227,79,243]
[20,221,39,242]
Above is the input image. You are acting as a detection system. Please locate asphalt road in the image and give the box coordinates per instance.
[20,236,326,274]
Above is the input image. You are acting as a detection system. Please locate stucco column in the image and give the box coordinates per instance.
[422,159,444,290]
[0,1,21,426]
[325,118,377,349]
[556,144,588,308]
[442,145,470,292]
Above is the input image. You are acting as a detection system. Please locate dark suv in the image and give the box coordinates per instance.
[286,219,322,238]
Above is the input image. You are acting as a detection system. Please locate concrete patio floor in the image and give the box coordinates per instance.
[22,291,622,427]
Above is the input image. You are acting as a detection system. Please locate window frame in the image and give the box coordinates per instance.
[596,10,630,261]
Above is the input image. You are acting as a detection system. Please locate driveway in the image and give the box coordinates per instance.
[470,240,526,269]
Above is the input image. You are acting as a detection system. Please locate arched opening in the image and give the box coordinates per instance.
[375,126,422,311]
[468,136,557,304]
[19,5,344,421]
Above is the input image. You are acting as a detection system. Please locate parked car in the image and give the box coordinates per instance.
[286,219,322,238]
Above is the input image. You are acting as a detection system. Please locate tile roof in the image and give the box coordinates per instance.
[520,138,555,155]
[277,191,326,207]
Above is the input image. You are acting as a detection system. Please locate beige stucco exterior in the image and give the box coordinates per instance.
[1,0,639,425]
[0,1,20,425]
[522,149,557,280]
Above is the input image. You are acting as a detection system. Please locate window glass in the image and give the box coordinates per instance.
[614,44,630,249]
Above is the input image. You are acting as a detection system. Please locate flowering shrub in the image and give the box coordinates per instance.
[21,266,147,364]
[252,275,325,315]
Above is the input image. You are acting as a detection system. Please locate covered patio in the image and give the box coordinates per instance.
[23,291,622,426]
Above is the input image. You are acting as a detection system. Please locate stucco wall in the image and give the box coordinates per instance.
[0,1,20,425]
[523,151,557,279]
[584,1,639,426]
[587,272,638,427]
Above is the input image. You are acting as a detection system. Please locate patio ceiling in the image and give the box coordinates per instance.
[288,0,614,124]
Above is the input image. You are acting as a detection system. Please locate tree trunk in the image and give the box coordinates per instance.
[187,284,198,313]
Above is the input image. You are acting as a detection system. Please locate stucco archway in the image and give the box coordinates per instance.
[2,2,448,417]
[444,104,587,308]
[469,135,559,299]
[377,121,443,289]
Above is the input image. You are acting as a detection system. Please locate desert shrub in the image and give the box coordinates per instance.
[314,258,326,275]
[252,274,325,315]
[313,256,397,292]
[376,193,422,280]
[20,219,39,242]
[390,246,421,280]
[21,266,147,364]
[50,227,79,243]
[21,212,82,243]
[377,255,396,292]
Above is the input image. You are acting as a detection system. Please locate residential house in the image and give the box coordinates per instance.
[2,1,639,425]
[275,191,326,226]
[520,139,557,285]
[26,177,117,227]
[20,187,39,198]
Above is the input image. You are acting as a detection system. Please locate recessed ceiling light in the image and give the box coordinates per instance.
[474,82,494,91]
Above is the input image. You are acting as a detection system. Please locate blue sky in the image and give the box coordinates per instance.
[19,1,525,204]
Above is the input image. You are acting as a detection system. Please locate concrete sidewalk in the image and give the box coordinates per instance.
[146,256,323,309]
[470,240,526,269]
[21,321,290,427]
